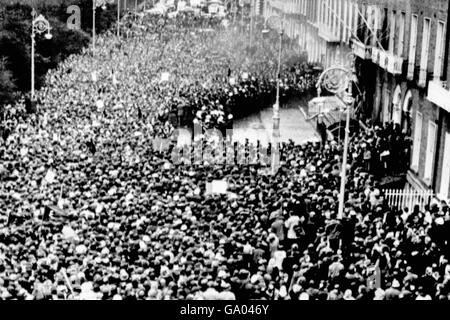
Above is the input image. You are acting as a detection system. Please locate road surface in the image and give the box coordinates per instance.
[175,97,320,147]
[231,98,320,145]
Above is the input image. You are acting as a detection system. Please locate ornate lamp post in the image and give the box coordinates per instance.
[93,0,114,54]
[31,10,52,100]
[117,0,121,38]
[262,14,285,175]
[316,57,356,220]
[249,0,255,49]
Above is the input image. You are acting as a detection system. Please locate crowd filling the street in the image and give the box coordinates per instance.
[1,8,450,301]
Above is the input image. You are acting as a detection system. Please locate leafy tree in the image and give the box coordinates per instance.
[0,57,16,107]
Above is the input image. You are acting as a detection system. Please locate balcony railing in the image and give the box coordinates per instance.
[318,26,340,43]
[371,47,403,75]
[427,80,450,113]
[352,39,371,60]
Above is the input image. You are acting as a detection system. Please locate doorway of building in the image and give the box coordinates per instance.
[402,90,413,135]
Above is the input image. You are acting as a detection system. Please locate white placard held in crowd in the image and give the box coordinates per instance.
[161,72,170,82]
[206,180,228,195]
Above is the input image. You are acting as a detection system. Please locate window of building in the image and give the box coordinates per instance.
[337,0,342,40]
[372,7,381,47]
[419,18,431,87]
[434,20,446,80]
[329,0,333,29]
[397,12,405,56]
[347,0,353,41]
[389,10,396,53]
[407,14,418,80]
[332,0,337,34]
[424,120,437,184]
[411,111,422,172]
[439,133,450,200]
[357,4,366,41]
[353,2,358,40]
[381,8,389,50]
[342,0,348,42]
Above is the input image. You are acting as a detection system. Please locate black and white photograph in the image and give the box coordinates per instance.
[1,0,450,308]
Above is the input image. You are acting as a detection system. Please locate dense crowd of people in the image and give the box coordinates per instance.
[1,10,450,301]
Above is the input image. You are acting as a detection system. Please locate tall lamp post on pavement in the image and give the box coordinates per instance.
[262,13,285,175]
[315,58,355,219]
[93,0,112,54]
[117,0,121,38]
[31,10,52,100]
[249,0,255,49]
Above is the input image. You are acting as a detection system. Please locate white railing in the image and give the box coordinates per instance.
[268,0,284,11]
[371,47,403,75]
[352,39,371,60]
[386,52,403,75]
[427,80,450,113]
[318,26,340,43]
[383,188,434,212]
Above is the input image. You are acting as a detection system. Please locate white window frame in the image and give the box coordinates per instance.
[439,133,450,201]
[419,18,431,87]
[411,111,422,172]
[353,2,358,38]
[369,6,376,46]
[424,120,437,184]
[342,0,348,42]
[389,10,396,53]
[328,0,332,29]
[337,0,342,39]
[434,20,446,80]
[317,0,321,24]
[397,12,406,57]
[347,0,353,41]
[332,0,337,33]
[408,14,418,80]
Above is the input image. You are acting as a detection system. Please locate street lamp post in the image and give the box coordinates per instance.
[117,0,121,38]
[262,14,285,175]
[249,0,254,49]
[93,0,110,54]
[272,27,283,175]
[240,1,244,32]
[315,62,355,220]
[31,10,52,100]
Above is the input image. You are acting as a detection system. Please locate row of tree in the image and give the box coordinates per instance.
[0,0,144,109]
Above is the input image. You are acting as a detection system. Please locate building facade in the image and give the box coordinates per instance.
[263,0,360,68]
[351,0,449,200]
[260,0,450,201]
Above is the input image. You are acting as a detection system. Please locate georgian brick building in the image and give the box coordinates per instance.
[261,0,450,201]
